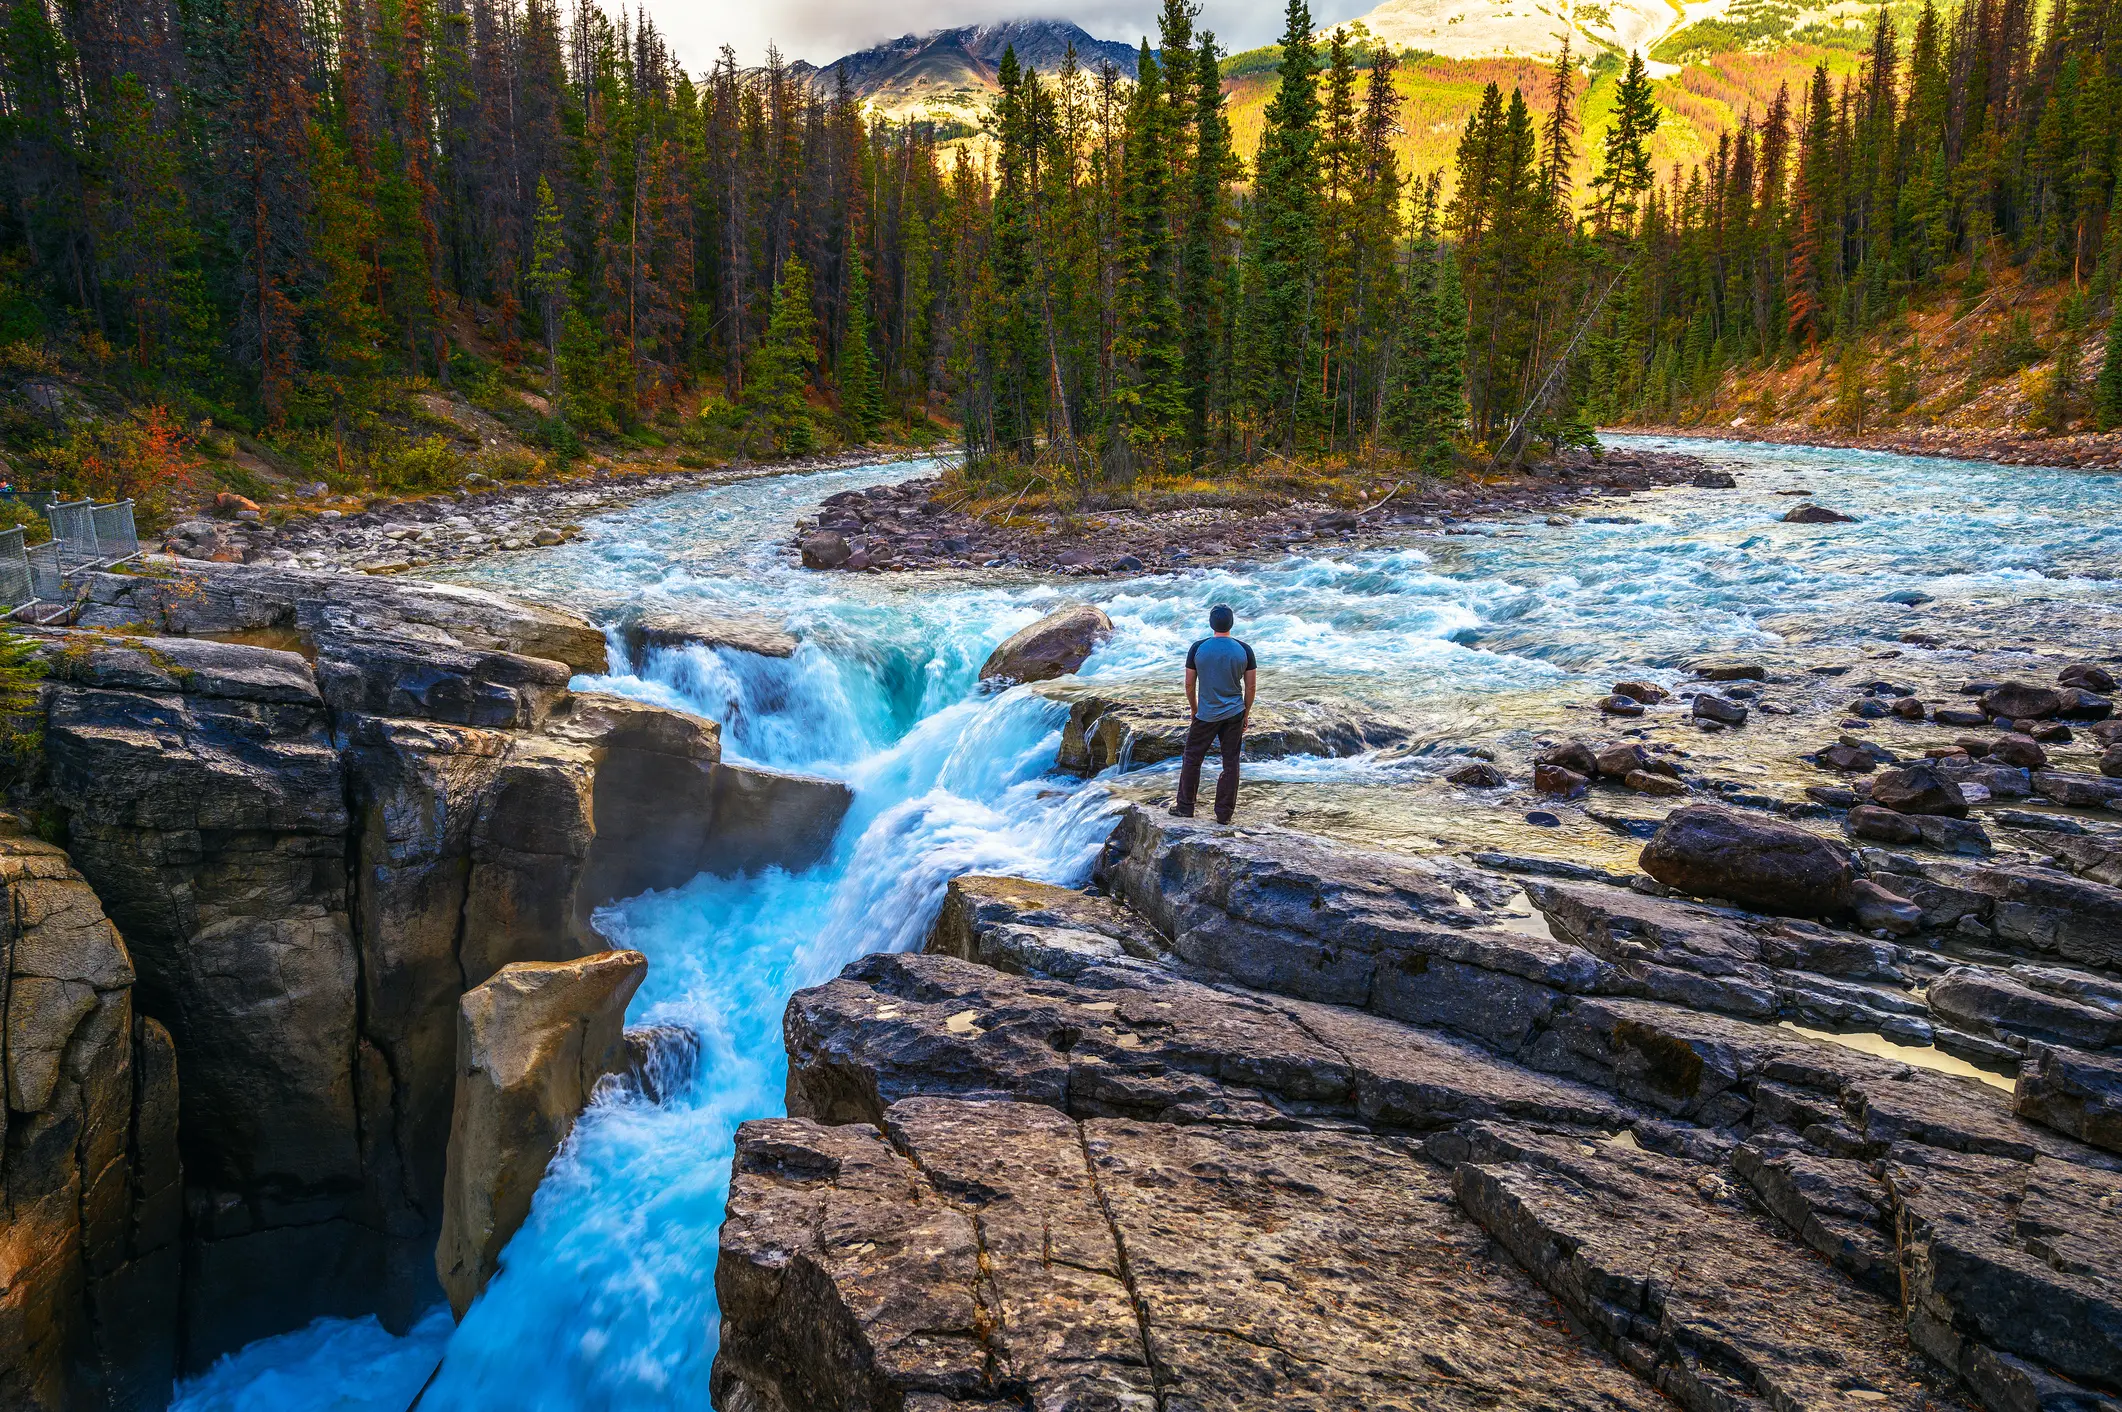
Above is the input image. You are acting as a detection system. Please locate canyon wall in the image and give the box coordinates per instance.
[4,563,848,1405]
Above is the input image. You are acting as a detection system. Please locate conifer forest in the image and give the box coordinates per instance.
[5,0,2122,508]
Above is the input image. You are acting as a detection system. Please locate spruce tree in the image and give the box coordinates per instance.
[1115,40,1185,466]
[1590,52,1659,235]
[2095,312,2122,428]
[836,250,884,440]
[744,256,819,454]
[526,177,570,400]
[1181,30,1232,456]
[1239,0,1323,452]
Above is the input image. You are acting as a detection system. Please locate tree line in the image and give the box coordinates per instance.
[0,0,954,481]
[1590,0,2122,430]
[2,0,2117,503]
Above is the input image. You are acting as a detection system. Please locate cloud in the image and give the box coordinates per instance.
[647,0,1381,71]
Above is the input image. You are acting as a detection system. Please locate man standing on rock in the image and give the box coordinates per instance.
[1172,603,1255,824]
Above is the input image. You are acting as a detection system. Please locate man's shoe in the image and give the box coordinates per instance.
[1167,806,1195,819]
[1213,815,1233,825]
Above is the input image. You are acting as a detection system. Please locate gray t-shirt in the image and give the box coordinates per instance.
[1186,636,1255,722]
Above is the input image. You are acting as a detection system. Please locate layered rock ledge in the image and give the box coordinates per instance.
[718,804,2122,1412]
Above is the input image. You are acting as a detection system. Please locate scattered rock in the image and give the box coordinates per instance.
[1849,879,1923,935]
[1818,742,1879,773]
[1624,769,1686,797]
[1447,761,1508,787]
[1782,503,1856,523]
[1692,658,1767,682]
[1691,693,1748,725]
[1534,763,1589,798]
[214,491,262,517]
[799,531,850,569]
[1981,682,2063,721]
[1848,803,1923,844]
[2058,688,2114,720]
[1639,805,1856,916]
[2060,663,2117,693]
[1870,763,1971,818]
[1597,694,1645,715]
[979,604,1114,684]
[1988,733,2049,770]
[1536,740,1600,776]
[1612,679,1668,703]
[1690,469,1738,488]
[2033,770,2122,809]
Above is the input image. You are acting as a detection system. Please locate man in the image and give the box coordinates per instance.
[1171,603,1255,824]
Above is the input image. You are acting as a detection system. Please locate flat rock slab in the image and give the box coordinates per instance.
[1453,1124,1976,1411]
[715,1099,1666,1412]
[924,874,1168,978]
[620,610,799,662]
[786,950,1639,1135]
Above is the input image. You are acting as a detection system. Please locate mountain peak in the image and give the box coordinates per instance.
[818,19,1140,124]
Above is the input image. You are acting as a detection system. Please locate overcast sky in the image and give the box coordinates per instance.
[649,0,1381,70]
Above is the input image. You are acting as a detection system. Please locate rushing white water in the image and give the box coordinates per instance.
[171,440,2121,1411]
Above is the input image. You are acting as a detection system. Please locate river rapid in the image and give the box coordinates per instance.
[170,438,2122,1411]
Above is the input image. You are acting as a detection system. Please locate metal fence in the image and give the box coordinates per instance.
[47,500,101,568]
[0,496,142,618]
[0,528,28,611]
[90,500,138,560]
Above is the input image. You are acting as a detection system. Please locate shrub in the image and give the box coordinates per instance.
[374,436,466,493]
[35,404,207,527]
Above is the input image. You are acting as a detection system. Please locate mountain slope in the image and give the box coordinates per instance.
[816,20,1141,125]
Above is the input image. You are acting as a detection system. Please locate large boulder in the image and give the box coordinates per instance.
[1639,806,1857,917]
[978,604,1112,684]
[436,950,646,1318]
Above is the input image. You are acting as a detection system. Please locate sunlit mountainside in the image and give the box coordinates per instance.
[816,0,1909,192]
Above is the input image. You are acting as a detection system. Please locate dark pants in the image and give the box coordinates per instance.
[1174,713,1245,822]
